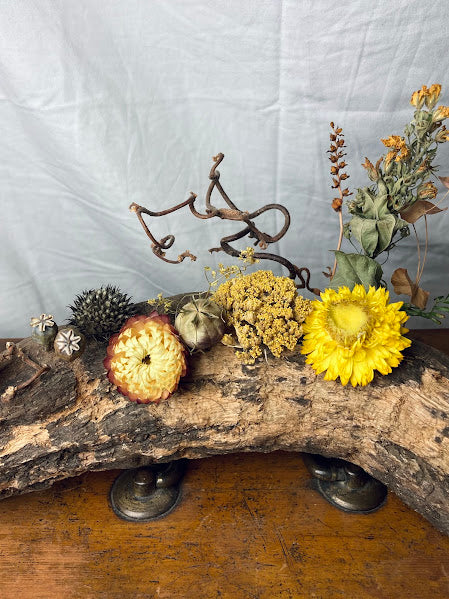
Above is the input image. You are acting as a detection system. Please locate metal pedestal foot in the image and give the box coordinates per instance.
[109,460,186,522]
[303,453,387,514]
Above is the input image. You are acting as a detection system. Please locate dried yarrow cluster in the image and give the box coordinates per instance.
[213,270,312,364]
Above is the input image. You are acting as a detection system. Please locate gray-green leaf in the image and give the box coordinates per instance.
[330,251,383,290]
[350,216,378,256]
[376,214,396,253]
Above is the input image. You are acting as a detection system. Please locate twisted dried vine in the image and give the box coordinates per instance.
[130,153,319,294]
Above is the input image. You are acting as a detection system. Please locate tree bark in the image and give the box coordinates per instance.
[1,314,449,534]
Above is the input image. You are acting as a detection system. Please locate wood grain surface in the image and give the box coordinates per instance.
[0,331,448,599]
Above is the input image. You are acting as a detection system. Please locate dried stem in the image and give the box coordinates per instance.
[330,201,344,279]
[130,153,319,295]
[411,186,448,285]
[418,215,429,284]
[412,223,422,286]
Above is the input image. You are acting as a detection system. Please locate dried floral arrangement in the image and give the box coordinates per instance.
[24,83,449,404]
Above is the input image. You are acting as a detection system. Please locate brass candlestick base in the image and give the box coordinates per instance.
[303,454,387,514]
[109,460,186,522]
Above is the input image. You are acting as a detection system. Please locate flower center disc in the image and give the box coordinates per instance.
[142,354,151,365]
[327,302,369,345]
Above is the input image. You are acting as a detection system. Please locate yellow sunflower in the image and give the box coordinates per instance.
[301,285,411,387]
[104,312,187,404]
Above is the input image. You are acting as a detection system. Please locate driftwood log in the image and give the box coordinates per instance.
[1,303,449,534]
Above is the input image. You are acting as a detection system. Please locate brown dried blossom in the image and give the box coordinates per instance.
[325,124,353,279]
[327,123,352,212]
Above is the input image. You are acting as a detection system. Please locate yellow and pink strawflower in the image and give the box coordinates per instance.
[104,312,188,404]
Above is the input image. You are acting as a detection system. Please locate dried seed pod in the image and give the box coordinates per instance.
[68,285,136,340]
[54,326,86,362]
[30,314,58,351]
[175,297,225,350]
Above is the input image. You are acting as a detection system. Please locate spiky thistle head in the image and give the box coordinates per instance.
[68,285,137,340]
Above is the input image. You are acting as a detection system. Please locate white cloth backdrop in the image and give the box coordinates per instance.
[1,0,449,337]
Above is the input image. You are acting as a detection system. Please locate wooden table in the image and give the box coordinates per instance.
[1,332,449,599]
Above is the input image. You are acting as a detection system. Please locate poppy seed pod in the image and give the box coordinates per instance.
[175,298,225,350]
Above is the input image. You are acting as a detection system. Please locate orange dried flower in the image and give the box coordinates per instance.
[416,160,429,173]
[381,135,403,149]
[384,151,396,169]
[396,145,409,162]
[418,182,438,200]
[436,126,449,143]
[381,135,409,163]
[427,84,442,108]
[411,84,441,109]
[433,106,449,122]
[361,157,381,181]
[410,89,422,108]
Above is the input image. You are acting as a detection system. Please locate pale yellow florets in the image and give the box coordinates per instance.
[238,246,260,265]
[205,248,260,290]
[213,270,312,364]
[147,293,173,312]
